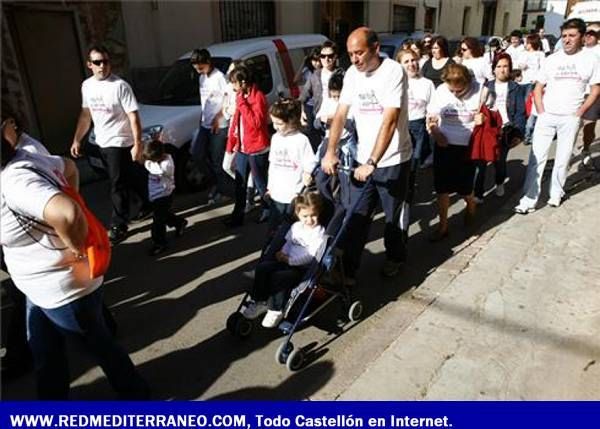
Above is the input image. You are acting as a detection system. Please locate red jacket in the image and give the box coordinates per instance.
[470,104,503,162]
[226,85,270,154]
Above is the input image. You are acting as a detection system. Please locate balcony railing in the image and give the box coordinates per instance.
[524,0,548,12]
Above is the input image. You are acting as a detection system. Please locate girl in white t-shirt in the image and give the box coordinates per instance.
[516,34,545,86]
[266,98,317,233]
[397,49,435,201]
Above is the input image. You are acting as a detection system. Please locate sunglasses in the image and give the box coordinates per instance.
[320,54,335,59]
[90,59,110,66]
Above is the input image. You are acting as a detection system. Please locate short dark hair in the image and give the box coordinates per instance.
[328,70,345,92]
[366,29,379,48]
[561,18,587,36]
[526,34,542,50]
[320,40,338,56]
[87,44,110,60]
[229,64,255,85]
[510,69,522,80]
[492,52,513,73]
[489,38,501,48]
[510,30,523,39]
[1,103,23,135]
[143,140,165,163]
[190,48,211,65]
[269,98,302,130]
[431,36,450,58]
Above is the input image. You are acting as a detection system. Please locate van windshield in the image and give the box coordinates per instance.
[148,57,232,106]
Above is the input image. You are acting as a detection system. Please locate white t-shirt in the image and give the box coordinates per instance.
[320,68,333,105]
[541,38,551,54]
[427,81,484,147]
[199,68,229,129]
[339,58,412,167]
[0,151,102,309]
[316,98,354,140]
[81,74,138,148]
[505,44,525,63]
[145,154,176,201]
[537,49,600,115]
[491,81,510,124]
[462,57,493,84]
[281,222,326,266]
[267,131,317,204]
[408,76,435,121]
[516,50,545,84]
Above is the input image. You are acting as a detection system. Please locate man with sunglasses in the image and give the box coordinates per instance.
[71,45,148,244]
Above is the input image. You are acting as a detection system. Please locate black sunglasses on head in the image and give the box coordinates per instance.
[91,59,110,66]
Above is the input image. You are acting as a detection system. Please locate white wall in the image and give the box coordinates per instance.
[122,0,216,68]
[277,1,316,34]
[368,0,392,32]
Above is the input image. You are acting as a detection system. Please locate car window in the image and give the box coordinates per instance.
[288,48,309,86]
[150,57,231,106]
[380,44,396,59]
[245,54,273,95]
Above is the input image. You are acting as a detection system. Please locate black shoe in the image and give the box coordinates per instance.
[175,219,188,237]
[131,207,153,223]
[109,226,128,245]
[148,243,167,256]
[223,217,243,228]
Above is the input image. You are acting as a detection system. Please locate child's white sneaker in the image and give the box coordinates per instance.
[241,301,268,319]
[261,310,283,328]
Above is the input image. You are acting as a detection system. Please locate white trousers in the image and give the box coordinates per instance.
[519,113,581,209]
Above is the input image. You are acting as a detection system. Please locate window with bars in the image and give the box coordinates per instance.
[393,5,415,33]
[219,1,275,42]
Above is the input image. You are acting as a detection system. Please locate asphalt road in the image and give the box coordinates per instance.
[2,144,539,400]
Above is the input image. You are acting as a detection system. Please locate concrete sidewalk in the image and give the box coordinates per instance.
[339,162,600,400]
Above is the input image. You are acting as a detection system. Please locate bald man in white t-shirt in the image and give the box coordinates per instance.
[321,27,412,279]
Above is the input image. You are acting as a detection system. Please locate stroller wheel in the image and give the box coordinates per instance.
[286,348,305,372]
[348,300,363,322]
[275,341,294,365]
[226,313,253,338]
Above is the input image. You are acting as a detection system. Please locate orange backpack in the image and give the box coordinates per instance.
[17,166,111,279]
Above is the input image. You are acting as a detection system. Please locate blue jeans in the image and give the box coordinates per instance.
[191,126,231,195]
[408,119,428,202]
[26,286,148,399]
[231,151,269,222]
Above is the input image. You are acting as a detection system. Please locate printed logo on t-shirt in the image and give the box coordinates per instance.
[358,90,384,114]
[441,104,475,124]
[408,89,427,111]
[88,95,112,114]
[553,64,583,82]
[271,148,300,170]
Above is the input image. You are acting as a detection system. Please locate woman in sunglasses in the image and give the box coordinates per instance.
[460,37,494,84]
[299,41,343,150]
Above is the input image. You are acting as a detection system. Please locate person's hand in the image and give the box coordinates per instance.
[263,191,272,204]
[130,144,142,162]
[474,113,485,126]
[321,150,339,175]
[302,172,313,186]
[275,251,289,263]
[70,140,83,158]
[354,163,375,182]
[301,111,308,126]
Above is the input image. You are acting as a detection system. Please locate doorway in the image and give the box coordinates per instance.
[320,1,364,68]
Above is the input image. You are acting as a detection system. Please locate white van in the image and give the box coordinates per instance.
[87,34,327,189]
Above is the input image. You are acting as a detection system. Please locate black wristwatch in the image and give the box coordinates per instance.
[366,158,378,168]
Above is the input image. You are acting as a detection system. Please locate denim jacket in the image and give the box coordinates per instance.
[485,80,527,140]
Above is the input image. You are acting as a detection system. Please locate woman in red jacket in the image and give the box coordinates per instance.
[224,65,270,227]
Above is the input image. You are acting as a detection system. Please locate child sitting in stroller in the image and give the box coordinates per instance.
[241,192,327,328]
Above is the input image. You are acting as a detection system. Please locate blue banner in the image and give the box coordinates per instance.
[1,402,599,429]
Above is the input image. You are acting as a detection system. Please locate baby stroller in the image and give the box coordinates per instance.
[226,169,370,372]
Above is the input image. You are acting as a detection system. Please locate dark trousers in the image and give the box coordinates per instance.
[408,119,428,202]
[231,151,269,222]
[151,195,184,246]
[26,286,148,399]
[191,127,231,195]
[252,260,306,311]
[99,146,149,229]
[341,161,411,276]
[474,144,510,199]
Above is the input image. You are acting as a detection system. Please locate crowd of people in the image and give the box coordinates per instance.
[2,17,599,399]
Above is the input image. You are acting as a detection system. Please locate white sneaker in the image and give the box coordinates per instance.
[261,310,283,328]
[242,269,255,280]
[514,204,535,215]
[473,196,484,205]
[583,153,592,167]
[547,197,561,208]
[495,183,505,197]
[241,301,268,319]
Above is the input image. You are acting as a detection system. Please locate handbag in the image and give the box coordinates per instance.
[15,166,111,279]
